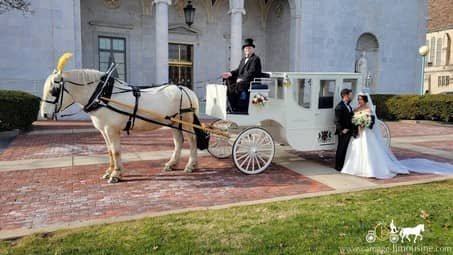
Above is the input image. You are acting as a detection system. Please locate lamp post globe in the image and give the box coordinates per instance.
[419,45,429,56]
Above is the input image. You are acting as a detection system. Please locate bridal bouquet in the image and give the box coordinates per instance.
[352,111,372,128]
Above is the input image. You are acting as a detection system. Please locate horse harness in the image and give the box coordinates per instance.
[46,74,198,135]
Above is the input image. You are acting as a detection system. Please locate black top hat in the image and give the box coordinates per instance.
[242,38,256,49]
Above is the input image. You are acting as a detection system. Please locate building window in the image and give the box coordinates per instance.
[98,36,127,81]
[168,43,193,89]
[429,37,435,65]
[436,38,442,66]
[446,34,451,66]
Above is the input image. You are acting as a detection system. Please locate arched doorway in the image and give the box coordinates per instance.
[355,33,379,91]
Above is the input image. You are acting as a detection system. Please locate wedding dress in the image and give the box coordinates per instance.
[341,93,453,179]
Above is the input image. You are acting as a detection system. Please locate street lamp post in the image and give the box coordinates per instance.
[418,45,429,95]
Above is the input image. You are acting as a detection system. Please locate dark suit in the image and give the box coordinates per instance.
[227,53,262,112]
[335,101,354,171]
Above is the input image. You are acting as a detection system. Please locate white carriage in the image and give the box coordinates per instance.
[205,72,391,174]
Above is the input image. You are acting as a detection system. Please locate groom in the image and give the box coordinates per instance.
[335,88,354,171]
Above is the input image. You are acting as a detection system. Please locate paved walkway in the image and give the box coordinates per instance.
[0,120,452,239]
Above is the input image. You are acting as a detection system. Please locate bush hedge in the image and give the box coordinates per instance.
[372,94,453,122]
[0,90,40,131]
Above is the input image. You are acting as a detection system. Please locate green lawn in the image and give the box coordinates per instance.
[1,180,452,255]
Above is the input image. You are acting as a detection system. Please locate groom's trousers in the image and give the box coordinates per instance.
[335,132,352,171]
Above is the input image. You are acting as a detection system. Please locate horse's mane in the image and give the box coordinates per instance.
[63,69,104,85]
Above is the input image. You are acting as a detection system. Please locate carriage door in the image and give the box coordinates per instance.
[168,43,193,89]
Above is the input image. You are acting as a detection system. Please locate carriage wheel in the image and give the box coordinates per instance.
[207,120,238,159]
[232,127,275,174]
[374,223,390,241]
[377,120,391,147]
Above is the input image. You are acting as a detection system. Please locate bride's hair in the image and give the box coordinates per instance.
[358,93,369,103]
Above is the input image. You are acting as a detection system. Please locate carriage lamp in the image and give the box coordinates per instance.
[419,45,429,95]
[184,1,195,27]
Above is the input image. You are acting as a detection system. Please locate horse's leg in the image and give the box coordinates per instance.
[164,129,183,171]
[105,126,122,183]
[184,131,198,173]
[99,129,114,179]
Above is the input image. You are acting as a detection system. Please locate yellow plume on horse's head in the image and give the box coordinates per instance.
[56,52,73,73]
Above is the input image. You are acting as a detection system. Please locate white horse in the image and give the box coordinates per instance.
[399,224,424,243]
[40,53,200,183]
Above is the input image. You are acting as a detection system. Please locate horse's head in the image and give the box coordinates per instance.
[40,53,74,119]
[420,224,425,232]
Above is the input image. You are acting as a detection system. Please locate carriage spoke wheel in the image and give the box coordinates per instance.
[233,127,275,174]
[207,120,238,159]
[377,120,391,148]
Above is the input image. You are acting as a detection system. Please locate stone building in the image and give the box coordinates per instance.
[0,0,426,118]
[424,0,453,94]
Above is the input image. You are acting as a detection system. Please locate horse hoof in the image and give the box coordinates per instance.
[164,165,173,172]
[184,167,193,173]
[108,176,120,184]
[102,173,111,180]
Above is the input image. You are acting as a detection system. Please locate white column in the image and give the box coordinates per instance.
[154,0,171,84]
[229,2,245,70]
[289,1,303,71]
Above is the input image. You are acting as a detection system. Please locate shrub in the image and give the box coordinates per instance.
[0,90,40,131]
[371,94,453,122]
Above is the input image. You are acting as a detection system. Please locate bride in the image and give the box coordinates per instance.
[341,93,453,179]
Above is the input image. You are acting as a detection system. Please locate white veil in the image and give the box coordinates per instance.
[359,91,453,175]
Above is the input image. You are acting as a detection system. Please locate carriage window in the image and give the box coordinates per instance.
[295,79,311,108]
[98,36,127,81]
[318,80,335,109]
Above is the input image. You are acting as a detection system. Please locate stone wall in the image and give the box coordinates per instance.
[298,0,426,94]
[0,0,81,96]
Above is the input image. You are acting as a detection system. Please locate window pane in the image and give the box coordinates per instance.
[169,44,179,61]
[112,39,125,51]
[430,37,435,63]
[99,38,111,50]
[181,66,192,86]
[169,65,179,84]
[180,45,192,62]
[296,79,311,109]
[117,63,125,74]
[99,63,109,72]
[436,38,442,66]
[113,53,124,63]
[99,51,110,62]
[319,80,335,109]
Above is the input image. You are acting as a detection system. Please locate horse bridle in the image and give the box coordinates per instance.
[42,77,96,119]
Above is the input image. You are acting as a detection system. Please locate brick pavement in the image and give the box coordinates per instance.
[0,157,331,231]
